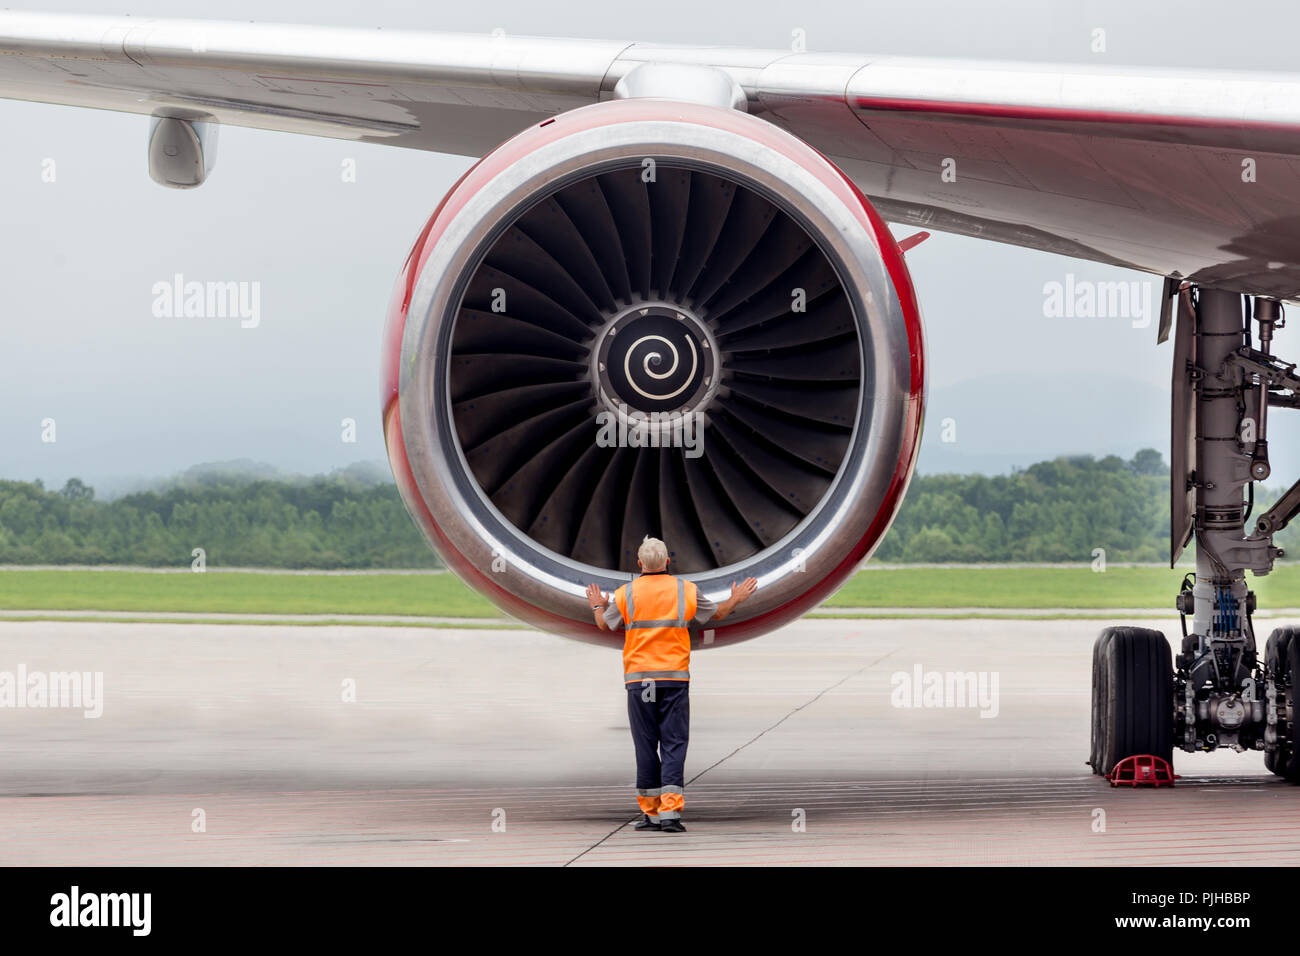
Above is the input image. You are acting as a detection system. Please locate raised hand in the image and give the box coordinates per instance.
[586,582,608,608]
[730,577,758,603]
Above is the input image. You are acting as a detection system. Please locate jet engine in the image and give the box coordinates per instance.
[382,98,925,645]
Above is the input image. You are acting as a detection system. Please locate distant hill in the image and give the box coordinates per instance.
[917,373,1169,476]
[95,459,394,500]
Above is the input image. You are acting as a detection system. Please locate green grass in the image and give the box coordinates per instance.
[829,564,1300,609]
[825,565,1177,609]
[0,570,498,617]
[0,613,522,629]
[2,564,1299,619]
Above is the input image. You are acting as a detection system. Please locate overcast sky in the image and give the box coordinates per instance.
[5,0,1300,494]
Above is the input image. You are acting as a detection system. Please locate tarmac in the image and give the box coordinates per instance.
[0,616,1294,866]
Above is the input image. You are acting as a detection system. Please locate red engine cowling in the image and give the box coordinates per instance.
[382,98,924,645]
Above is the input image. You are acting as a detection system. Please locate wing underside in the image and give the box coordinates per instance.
[4,11,1300,293]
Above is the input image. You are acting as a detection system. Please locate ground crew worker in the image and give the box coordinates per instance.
[586,536,757,833]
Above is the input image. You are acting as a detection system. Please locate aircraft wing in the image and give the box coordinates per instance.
[4,11,1300,295]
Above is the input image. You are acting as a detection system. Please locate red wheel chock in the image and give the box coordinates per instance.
[1106,754,1177,787]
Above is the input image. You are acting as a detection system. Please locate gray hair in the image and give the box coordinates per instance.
[637,536,669,571]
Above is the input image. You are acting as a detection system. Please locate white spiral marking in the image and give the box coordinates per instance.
[624,333,698,401]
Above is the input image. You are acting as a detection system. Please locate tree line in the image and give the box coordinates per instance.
[0,475,437,568]
[2,449,1296,567]
[874,449,1172,563]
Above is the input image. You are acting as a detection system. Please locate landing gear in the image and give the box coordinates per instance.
[1089,627,1173,775]
[1091,285,1299,780]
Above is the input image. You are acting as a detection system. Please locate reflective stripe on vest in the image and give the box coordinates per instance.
[625,671,691,682]
[616,574,695,684]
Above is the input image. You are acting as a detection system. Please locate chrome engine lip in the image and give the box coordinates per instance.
[399,106,914,630]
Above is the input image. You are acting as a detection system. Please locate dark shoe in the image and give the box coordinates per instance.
[634,815,661,831]
[660,819,686,833]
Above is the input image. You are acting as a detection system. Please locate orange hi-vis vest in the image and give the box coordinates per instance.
[614,572,697,684]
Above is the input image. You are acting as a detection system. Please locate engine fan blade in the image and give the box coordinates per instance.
[528,442,614,557]
[462,268,593,342]
[671,172,736,302]
[515,194,619,313]
[491,415,599,532]
[710,410,831,516]
[553,179,633,304]
[453,380,591,450]
[657,449,714,573]
[726,336,860,381]
[699,427,801,547]
[682,447,765,567]
[484,226,606,326]
[700,216,812,318]
[598,168,653,300]
[453,309,590,361]
[648,165,691,297]
[718,290,853,351]
[721,395,848,473]
[619,447,662,572]
[725,376,861,427]
[711,251,840,334]
[688,187,777,307]
[465,400,593,494]
[449,354,587,403]
[571,447,635,569]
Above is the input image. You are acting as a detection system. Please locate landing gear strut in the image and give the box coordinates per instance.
[1089,286,1299,780]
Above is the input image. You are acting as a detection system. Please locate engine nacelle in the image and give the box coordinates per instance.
[382,98,924,645]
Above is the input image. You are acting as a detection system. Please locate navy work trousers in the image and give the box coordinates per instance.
[626,680,690,819]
